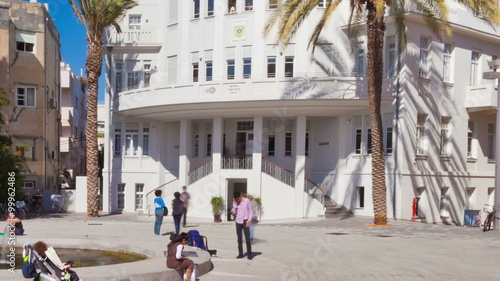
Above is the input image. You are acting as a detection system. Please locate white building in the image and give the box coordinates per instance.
[102,0,500,224]
[60,62,87,189]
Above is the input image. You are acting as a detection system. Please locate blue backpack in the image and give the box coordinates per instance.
[187,230,206,249]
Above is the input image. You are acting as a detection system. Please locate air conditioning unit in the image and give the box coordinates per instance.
[49,98,58,109]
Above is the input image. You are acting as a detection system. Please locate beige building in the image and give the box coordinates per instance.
[60,62,87,189]
[0,0,61,197]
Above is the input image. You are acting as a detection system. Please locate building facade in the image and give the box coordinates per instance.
[60,62,87,189]
[103,0,500,223]
[0,0,61,197]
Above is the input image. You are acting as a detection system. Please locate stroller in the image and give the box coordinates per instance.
[23,242,81,281]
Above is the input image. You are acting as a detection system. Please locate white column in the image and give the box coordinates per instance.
[179,119,190,186]
[294,116,306,218]
[251,116,263,196]
[213,117,222,176]
[494,76,500,230]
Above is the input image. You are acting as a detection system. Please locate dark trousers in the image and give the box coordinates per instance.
[182,207,188,227]
[173,214,182,235]
[236,221,252,256]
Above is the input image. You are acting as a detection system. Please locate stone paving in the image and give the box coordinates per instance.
[1,212,500,281]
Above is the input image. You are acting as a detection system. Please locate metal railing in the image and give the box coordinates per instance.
[222,155,253,169]
[305,177,326,205]
[188,159,213,184]
[261,158,295,187]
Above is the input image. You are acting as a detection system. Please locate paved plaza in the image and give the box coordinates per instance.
[2,212,500,281]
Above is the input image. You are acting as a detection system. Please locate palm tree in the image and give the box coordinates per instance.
[264,0,499,225]
[69,0,137,217]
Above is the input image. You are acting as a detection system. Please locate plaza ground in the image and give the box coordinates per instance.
[2,212,500,281]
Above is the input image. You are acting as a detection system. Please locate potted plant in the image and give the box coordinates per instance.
[210,196,225,222]
[247,194,263,223]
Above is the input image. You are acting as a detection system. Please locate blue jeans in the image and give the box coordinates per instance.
[154,210,163,235]
[173,214,182,235]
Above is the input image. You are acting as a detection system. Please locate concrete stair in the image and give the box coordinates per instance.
[324,196,353,218]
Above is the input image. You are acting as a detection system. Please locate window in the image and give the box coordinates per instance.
[385,36,396,78]
[115,62,122,93]
[144,63,151,87]
[168,56,177,84]
[227,60,235,79]
[440,116,451,157]
[16,86,36,107]
[169,0,178,24]
[356,186,365,208]
[305,132,309,157]
[419,37,430,78]
[207,0,214,16]
[285,132,292,156]
[318,0,331,7]
[16,143,34,160]
[355,42,364,76]
[243,58,252,79]
[194,134,199,157]
[354,116,362,154]
[284,57,294,77]
[206,134,212,156]
[125,124,139,156]
[127,72,139,89]
[22,181,35,190]
[443,43,453,83]
[385,127,393,154]
[135,184,144,210]
[267,57,276,78]
[114,124,122,157]
[16,30,35,52]
[237,121,254,131]
[206,61,213,81]
[269,0,278,9]
[117,183,125,210]
[193,62,199,82]
[416,114,427,155]
[193,0,200,18]
[143,126,149,156]
[488,123,495,160]
[470,50,480,86]
[129,15,141,29]
[367,128,372,154]
[228,0,236,13]
[245,0,253,11]
[355,128,362,154]
[467,121,474,158]
[268,135,275,156]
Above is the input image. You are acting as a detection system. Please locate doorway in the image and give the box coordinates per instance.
[227,179,247,221]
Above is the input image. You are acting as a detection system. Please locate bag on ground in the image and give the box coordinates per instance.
[187,230,217,256]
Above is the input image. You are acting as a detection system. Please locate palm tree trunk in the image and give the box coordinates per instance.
[366,2,387,225]
[86,41,102,217]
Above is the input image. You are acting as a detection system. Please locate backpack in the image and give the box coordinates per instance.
[22,246,37,278]
[187,230,217,256]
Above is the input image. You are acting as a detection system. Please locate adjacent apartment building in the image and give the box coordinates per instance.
[60,62,87,189]
[0,0,61,197]
[102,0,500,224]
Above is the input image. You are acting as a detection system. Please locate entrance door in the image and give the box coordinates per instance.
[236,132,246,155]
[227,180,247,221]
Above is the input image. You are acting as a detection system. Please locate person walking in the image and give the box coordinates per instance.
[154,190,166,235]
[172,191,184,235]
[180,186,190,227]
[166,232,196,281]
[231,191,253,260]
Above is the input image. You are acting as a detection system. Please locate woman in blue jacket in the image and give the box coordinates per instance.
[154,190,166,235]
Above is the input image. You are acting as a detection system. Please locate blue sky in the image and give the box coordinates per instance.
[40,0,105,103]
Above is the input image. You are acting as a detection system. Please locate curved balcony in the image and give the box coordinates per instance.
[115,73,396,119]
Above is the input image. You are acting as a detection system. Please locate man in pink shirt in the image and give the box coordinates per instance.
[231,192,253,260]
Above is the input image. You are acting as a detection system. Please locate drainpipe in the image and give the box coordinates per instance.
[392,34,402,220]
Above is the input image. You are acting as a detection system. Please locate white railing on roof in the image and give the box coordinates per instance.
[222,155,253,169]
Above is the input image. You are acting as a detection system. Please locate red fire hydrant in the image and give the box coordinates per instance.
[411,198,418,222]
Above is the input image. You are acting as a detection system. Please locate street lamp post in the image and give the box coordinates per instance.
[484,58,500,230]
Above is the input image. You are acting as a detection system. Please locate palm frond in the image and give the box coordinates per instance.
[309,0,344,52]
[455,0,500,26]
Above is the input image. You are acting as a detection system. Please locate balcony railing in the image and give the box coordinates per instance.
[144,178,179,215]
[105,29,160,44]
[222,155,253,169]
[305,177,326,205]
[188,159,213,184]
[261,158,295,187]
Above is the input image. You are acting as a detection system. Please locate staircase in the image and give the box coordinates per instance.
[324,196,353,218]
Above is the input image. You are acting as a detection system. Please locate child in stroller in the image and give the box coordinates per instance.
[24,241,81,281]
